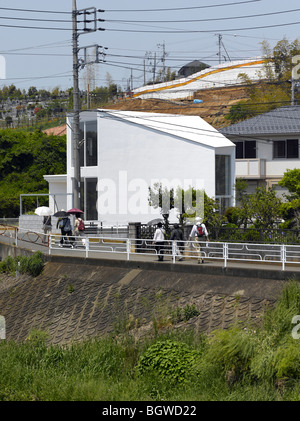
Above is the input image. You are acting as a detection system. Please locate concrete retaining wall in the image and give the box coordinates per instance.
[0,241,298,345]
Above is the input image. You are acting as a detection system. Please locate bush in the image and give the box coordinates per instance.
[171,304,200,324]
[25,252,44,277]
[0,256,16,274]
[137,339,200,383]
[204,281,300,384]
[0,251,44,277]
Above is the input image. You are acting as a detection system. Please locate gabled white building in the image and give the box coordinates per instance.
[45,110,235,225]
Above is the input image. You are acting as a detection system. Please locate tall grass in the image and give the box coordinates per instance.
[1,280,300,401]
[0,251,44,277]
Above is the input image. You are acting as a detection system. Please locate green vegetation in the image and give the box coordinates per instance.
[1,281,300,401]
[0,251,44,277]
[149,174,300,243]
[225,37,300,123]
[0,128,66,217]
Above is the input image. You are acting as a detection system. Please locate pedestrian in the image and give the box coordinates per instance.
[74,213,85,236]
[57,213,74,247]
[42,215,52,243]
[188,217,209,264]
[170,223,184,261]
[152,222,165,261]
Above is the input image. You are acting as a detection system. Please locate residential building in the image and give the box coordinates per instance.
[220,105,300,198]
[45,110,235,225]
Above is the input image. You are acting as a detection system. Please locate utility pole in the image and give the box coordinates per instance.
[72,0,81,209]
[158,42,167,82]
[218,34,222,65]
[216,34,231,65]
[153,52,156,83]
[71,1,105,209]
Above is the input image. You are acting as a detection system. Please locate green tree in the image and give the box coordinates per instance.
[148,182,175,233]
[174,186,226,232]
[278,168,300,229]
[28,86,38,98]
[0,129,66,217]
[225,37,300,123]
[248,187,282,229]
[278,168,300,199]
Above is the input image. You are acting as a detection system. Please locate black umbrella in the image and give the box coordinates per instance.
[147,218,163,226]
[54,210,68,217]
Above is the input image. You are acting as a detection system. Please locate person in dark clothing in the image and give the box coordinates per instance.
[170,223,184,261]
[57,215,73,247]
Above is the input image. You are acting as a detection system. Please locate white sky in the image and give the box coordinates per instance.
[0,0,300,92]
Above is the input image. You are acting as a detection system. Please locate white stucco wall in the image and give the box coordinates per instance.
[64,111,235,225]
[234,135,300,186]
[96,116,217,224]
[43,175,67,213]
[132,58,267,100]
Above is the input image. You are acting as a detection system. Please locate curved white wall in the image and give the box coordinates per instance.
[131,58,269,100]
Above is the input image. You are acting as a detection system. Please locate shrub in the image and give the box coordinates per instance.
[137,339,200,383]
[171,304,200,324]
[0,251,44,277]
[204,327,258,381]
[0,256,16,274]
[25,252,44,277]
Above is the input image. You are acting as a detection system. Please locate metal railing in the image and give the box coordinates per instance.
[0,224,47,247]
[2,223,300,271]
[48,234,300,271]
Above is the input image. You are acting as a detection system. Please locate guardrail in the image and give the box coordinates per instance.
[48,234,300,271]
[2,223,300,271]
[0,224,47,247]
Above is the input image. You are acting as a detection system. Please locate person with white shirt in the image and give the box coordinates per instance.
[152,222,165,261]
[189,217,209,264]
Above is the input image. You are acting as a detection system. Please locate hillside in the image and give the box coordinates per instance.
[43,86,249,133]
[104,85,249,128]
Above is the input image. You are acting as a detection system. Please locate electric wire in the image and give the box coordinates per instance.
[104,0,261,12]
[105,20,300,33]
[0,7,70,14]
[106,8,300,24]
[97,108,300,146]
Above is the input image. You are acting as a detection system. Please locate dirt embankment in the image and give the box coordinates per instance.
[105,85,249,128]
[43,86,249,137]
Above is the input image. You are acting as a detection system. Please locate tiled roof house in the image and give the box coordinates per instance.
[220,105,300,197]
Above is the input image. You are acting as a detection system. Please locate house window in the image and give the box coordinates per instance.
[215,155,232,212]
[79,120,98,167]
[81,178,98,221]
[273,139,299,159]
[235,140,256,159]
[216,155,231,196]
[86,121,97,166]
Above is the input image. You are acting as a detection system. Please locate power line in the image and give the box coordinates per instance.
[2,71,72,83]
[0,15,71,23]
[106,8,300,24]
[97,108,297,146]
[105,20,300,33]
[104,0,261,13]
[0,7,70,14]
[0,23,71,31]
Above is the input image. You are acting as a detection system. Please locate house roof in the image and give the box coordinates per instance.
[98,109,234,149]
[220,105,300,137]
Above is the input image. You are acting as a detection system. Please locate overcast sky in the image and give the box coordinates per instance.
[1,0,300,92]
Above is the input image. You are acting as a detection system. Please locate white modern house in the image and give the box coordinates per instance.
[44,110,235,225]
[220,105,300,198]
